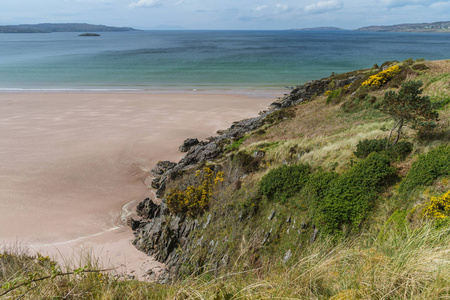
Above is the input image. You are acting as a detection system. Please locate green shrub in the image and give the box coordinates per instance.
[399,145,450,194]
[354,139,386,158]
[263,108,295,125]
[326,88,342,104]
[259,164,311,202]
[302,170,338,219]
[231,151,260,174]
[354,138,413,160]
[226,136,247,152]
[411,63,429,71]
[318,153,398,233]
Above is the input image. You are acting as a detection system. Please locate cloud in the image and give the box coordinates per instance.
[429,1,450,8]
[304,0,344,14]
[251,3,292,15]
[129,0,164,8]
[379,0,449,8]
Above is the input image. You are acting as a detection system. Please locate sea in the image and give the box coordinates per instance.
[0,30,449,91]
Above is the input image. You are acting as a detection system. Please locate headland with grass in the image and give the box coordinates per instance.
[1,59,449,299]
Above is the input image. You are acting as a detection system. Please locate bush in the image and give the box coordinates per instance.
[354,139,386,158]
[166,167,224,216]
[354,138,413,160]
[318,153,398,233]
[361,65,401,87]
[259,164,311,202]
[301,170,338,219]
[263,108,295,125]
[421,191,450,220]
[399,145,450,194]
[231,151,260,174]
[226,136,247,152]
[326,88,342,104]
[411,63,429,71]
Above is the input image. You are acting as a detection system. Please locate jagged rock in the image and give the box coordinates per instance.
[283,249,292,263]
[136,198,160,219]
[310,228,319,244]
[179,138,200,152]
[151,177,161,189]
[268,210,276,220]
[253,150,265,158]
[128,218,142,231]
[262,231,270,245]
[151,161,177,176]
[203,214,212,229]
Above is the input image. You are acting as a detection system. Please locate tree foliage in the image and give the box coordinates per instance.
[380,80,438,147]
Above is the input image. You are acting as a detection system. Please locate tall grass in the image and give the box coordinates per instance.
[4,223,449,299]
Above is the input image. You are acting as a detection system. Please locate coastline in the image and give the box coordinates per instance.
[0,90,279,279]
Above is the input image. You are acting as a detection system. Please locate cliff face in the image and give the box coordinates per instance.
[128,74,364,282]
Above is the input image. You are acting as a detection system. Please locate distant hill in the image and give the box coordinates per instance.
[0,23,138,33]
[288,27,347,31]
[355,21,450,32]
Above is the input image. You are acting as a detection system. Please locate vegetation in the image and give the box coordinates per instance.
[259,163,310,202]
[3,59,450,298]
[318,153,397,233]
[166,167,224,216]
[421,191,450,220]
[361,65,401,86]
[354,138,413,160]
[380,80,439,147]
[399,145,450,194]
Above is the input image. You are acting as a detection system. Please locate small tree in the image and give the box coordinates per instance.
[380,80,438,148]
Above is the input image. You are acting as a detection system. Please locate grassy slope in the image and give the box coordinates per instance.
[1,59,449,299]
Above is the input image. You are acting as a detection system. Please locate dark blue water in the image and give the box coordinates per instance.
[0,30,449,90]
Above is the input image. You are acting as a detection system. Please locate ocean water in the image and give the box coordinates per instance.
[0,30,449,90]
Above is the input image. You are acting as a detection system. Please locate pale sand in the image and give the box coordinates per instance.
[0,91,277,279]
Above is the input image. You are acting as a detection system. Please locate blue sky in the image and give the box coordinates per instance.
[1,0,449,30]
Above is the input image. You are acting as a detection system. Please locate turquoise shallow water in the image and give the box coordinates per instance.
[0,30,449,90]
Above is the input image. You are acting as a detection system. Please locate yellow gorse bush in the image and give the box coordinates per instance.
[421,191,450,220]
[166,167,224,216]
[361,65,401,87]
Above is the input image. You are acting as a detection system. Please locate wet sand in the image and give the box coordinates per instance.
[0,91,276,278]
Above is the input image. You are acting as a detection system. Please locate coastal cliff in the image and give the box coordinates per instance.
[129,59,450,285]
[1,59,449,299]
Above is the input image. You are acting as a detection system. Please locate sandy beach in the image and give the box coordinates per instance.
[0,91,277,278]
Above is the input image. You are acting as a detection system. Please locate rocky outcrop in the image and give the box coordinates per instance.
[179,138,200,152]
[130,198,200,283]
[129,74,363,283]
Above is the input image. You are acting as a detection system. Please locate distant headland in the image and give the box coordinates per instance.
[355,21,450,33]
[0,23,138,33]
[289,21,450,33]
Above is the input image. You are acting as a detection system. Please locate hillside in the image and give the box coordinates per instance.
[0,23,138,33]
[1,59,449,299]
[356,21,450,32]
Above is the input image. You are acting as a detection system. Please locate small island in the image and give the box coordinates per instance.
[79,33,100,37]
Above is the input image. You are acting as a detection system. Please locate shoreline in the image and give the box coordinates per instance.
[0,90,279,280]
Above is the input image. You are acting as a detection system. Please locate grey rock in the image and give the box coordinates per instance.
[268,210,276,220]
[179,138,200,152]
[283,249,292,263]
[203,214,212,229]
[151,161,177,176]
[310,228,319,244]
[136,198,160,219]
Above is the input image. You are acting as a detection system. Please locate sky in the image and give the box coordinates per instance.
[1,0,449,30]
